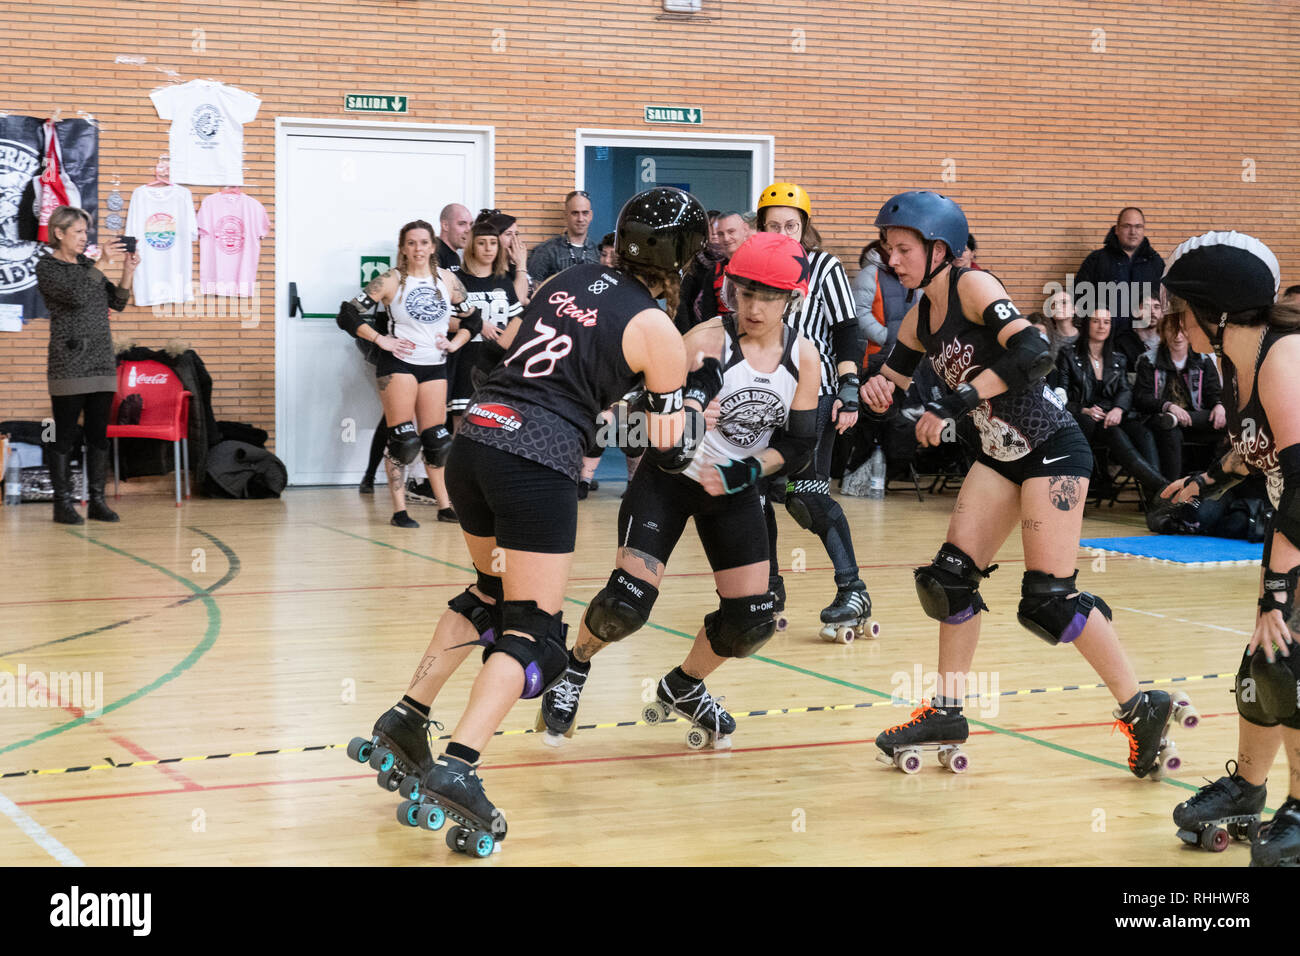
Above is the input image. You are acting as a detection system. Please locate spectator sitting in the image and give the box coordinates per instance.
[1056,307,1167,499]
[1046,289,1080,354]
[1074,206,1164,368]
[1132,308,1226,480]
[1132,295,1163,365]
[854,232,915,377]
[435,203,471,269]
[527,188,599,282]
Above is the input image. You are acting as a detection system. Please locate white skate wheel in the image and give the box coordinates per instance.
[642,702,669,724]
[685,727,710,750]
[897,750,922,774]
[948,749,969,774]
[867,620,882,639]
[838,627,856,645]
[775,616,788,632]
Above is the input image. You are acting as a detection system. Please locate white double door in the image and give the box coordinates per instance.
[275,120,491,484]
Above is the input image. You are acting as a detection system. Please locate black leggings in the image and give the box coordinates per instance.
[50,392,114,454]
[366,415,387,480]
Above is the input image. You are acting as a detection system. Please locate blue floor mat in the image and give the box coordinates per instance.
[1079,535,1262,565]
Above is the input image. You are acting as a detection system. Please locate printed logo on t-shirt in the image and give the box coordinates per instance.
[215,215,245,255]
[464,289,511,327]
[145,212,177,250]
[718,387,786,448]
[191,105,223,142]
[404,285,449,324]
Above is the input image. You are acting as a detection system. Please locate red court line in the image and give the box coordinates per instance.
[14,712,1229,809]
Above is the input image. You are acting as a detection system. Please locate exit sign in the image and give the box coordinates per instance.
[644,105,703,125]
[345,94,409,114]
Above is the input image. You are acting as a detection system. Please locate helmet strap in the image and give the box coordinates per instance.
[918,240,952,288]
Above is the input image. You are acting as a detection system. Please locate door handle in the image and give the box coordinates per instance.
[288,282,302,318]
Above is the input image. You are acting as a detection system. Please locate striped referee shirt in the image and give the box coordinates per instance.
[783,248,857,395]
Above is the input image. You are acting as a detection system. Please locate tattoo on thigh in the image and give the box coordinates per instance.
[622,547,663,576]
[1048,476,1081,512]
[1021,518,1043,532]
[377,375,393,392]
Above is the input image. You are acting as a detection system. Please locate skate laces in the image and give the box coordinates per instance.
[549,676,582,714]
[1110,716,1140,769]
[893,701,937,731]
[423,718,445,750]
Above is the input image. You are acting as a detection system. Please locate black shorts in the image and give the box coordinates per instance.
[977,425,1093,485]
[448,342,485,415]
[618,463,769,572]
[375,351,447,384]
[445,435,577,554]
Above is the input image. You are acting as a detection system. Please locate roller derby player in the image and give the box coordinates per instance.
[346,188,712,855]
[861,190,1191,777]
[537,233,822,749]
[336,219,472,528]
[754,182,873,641]
[1153,232,1300,864]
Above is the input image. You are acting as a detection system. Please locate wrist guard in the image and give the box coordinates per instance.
[836,373,861,414]
[645,407,707,474]
[1260,567,1300,631]
[925,382,981,422]
[714,457,764,494]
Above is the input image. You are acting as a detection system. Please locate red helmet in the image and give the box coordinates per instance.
[724,233,810,297]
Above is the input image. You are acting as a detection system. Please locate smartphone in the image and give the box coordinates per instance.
[121,236,137,254]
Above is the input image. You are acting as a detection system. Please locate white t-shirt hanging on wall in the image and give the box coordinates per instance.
[150,80,261,185]
[126,184,197,306]
[197,190,270,297]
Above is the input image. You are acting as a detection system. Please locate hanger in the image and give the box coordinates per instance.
[76,110,97,127]
[146,154,172,187]
[50,108,63,124]
[221,185,242,194]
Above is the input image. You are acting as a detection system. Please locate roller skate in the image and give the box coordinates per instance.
[770,574,788,632]
[397,755,507,857]
[818,579,878,644]
[1251,797,1300,867]
[534,657,590,747]
[1112,689,1198,780]
[1173,760,1267,851]
[345,702,442,798]
[641,670,735,750]
[405,477,438,505]
[875,700,970,774]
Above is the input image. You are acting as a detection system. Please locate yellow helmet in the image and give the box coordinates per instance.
[757,182,812,217]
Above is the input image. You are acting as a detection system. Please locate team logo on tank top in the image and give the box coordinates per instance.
[404,284,449,323]
[1233,421,1277,502]
[931,340,976,391]
[718,387,786,448]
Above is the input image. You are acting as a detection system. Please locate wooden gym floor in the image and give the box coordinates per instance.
[0,479,1272,866]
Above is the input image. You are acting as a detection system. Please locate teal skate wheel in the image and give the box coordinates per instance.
[397,799,420,827]
[376,767,401,792]
[369,746,394,772]
[347,737,372,764]
[469,829,495,858]
[398,776,421,800]
[418,804,445,831]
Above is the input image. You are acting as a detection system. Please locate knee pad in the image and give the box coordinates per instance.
[784,482,838,534]
[446,570,504,646]
[914,543,996,624]
[1016,570,1112,645]
[386,421,421,465]
[583,569,658,643]
[421,425,452,469]
[1246,649,1300,728]
[1236,649,1279,727]
[486,600,569,700]
[704,593,777,659]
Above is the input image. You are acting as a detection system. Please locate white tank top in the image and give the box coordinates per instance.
[388,272,452,366]
[684,319,801,483]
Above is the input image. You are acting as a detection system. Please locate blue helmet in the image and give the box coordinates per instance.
[874,191,969,282]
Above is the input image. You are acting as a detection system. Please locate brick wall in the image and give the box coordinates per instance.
[3,0,1296,447]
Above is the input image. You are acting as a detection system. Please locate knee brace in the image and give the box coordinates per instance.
[784,481,839,534]
[486,600,569,700]
[914,543,996,624]
[583,569,658,643]
[704,593,777,659]
[1016,570,1112,645]
[421,425,452,469]
[447,570,503,647]
[386,421,421,465]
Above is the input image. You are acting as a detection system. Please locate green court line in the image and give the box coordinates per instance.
[0,532,223,757]
[319,524,1205,793]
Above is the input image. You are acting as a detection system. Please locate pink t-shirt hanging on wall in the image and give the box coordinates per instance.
[197,190,270,297]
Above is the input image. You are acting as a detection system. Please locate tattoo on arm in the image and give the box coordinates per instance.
[1048,476,1082,512]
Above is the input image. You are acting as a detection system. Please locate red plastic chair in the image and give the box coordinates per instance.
[105,360,192,506]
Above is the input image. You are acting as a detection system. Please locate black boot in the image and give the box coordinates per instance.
[1107,430,1167,498]
[49,450,84,525]
[85,445,119,522]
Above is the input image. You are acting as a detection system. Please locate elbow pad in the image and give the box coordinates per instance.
[832,322,859,365]
[990,327,1054,391]
[1275,444,1300,550]
[770,407,818,476]
[457,307,484,338]
[884,342,925,378]
[644,407,707,474]
[337,300,366,338]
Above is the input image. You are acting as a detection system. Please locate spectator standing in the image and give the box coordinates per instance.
[527,189,600,282]
[436,203,472,269]
[1075,207,1164,367]
[676,210,747,332]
